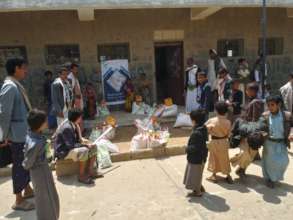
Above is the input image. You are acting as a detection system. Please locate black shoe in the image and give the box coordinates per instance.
[266,179,275,189]
[253,152,261,161]
[226,176,234,184]
[236,168,246,178]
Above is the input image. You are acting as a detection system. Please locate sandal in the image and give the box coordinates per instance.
[187,191,203,197]
[226,176,234,184]
[78,177,94,185]
[206,175,218,183]
[90,173,104,179]
[12,200,35,211]
[23,192,34,200]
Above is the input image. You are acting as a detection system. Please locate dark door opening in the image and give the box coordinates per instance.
[155,42,184,105]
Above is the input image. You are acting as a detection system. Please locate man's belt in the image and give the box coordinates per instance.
[211,136,228,140]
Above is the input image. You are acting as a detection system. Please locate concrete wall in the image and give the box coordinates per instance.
[0,7,292,107]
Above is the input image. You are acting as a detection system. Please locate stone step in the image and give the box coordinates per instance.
[0,145,187,177]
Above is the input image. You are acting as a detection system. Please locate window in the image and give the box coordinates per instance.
[45,44,80,65]
[0,46,27,67]
[217,39,244,57]
[258,37,283,55]
[97,43,130,62]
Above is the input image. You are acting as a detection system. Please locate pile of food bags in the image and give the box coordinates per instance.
[130,116,170,151]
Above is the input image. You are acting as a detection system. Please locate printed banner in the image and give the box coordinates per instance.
[101,59,130,105]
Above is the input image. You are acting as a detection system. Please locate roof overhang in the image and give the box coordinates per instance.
[1,0,293,12]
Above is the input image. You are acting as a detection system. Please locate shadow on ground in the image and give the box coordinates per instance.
[188,193,230,212]
[57,175,97,188]
[212,174,293,205]
[5,210,36,220]
[5,198,36,220]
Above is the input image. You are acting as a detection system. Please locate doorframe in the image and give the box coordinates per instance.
[153,41,184,104]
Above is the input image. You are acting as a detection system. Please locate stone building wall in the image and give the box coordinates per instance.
[0,7,292,108]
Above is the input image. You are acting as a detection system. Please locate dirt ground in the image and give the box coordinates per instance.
[112,122,191,153]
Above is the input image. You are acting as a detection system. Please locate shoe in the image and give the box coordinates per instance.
[12,201,35,211]
[200,185,206,193]
[253,152,261,161]
[266,180,275,189]
[236,168,246,178]
[78,177,94,185]
[206,175,218,183]
[90,173,104,179]
[226,176,234,184]
[187,191,203,197]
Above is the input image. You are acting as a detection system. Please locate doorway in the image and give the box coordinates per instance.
[154,42,184,105]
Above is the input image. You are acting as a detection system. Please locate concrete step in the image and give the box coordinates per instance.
[0,145,186,177]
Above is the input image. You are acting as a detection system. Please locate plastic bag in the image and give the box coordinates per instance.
[148,131,170,148]
[130,134,148,151]
[97,139,119,153]
[173,113,193,128]
[97,142,112,169]
[132,102,151,115]
[89,129,102,143]
[98,106,110,117]
[102,125,116,140]
[161,105,178,118]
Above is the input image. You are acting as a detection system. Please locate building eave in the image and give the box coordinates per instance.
[1,0,293,12]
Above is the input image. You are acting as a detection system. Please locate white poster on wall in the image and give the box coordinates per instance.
[101,59,130,105]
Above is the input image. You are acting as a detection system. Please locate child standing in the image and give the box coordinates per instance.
[205,101,233,184]
[197,71,213,119]
[259,95,293,188]
[183,109,208,197]
[227,79,243,122]
[23,109,60,220]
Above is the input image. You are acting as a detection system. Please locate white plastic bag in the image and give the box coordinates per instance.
[173,113,193,128]
[102,125,116,140]
[97,139,119,153]
[132,102,152,115]
[98,106,110,117]
[161,105,178,118]
[97,142,112,169]
[148,131,170,148]
[130,134,148,151]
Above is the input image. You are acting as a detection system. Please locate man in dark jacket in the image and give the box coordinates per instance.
[54,108,101,185]
[231,82,264,177]
[197,71,213,121]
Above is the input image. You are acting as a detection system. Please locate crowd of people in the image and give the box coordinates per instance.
[0,59,105,219]
[0,49,292,219]
[183,49,293,197]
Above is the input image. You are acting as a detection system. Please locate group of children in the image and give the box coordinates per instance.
[184,96,293,197]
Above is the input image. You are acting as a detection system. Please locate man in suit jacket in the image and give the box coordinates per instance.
[53,108,101,185]
[0,58,34,211]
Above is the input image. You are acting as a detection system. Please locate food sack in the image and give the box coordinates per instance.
[173,113,193,128]
[161,105,178,118]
